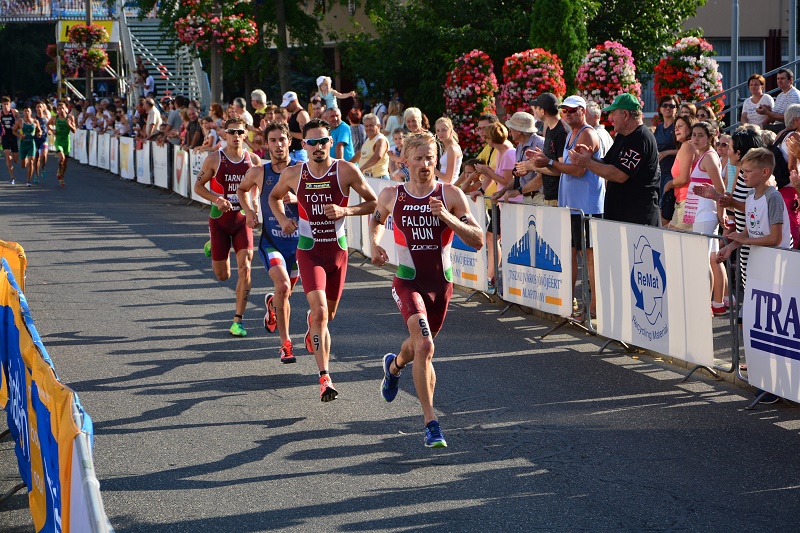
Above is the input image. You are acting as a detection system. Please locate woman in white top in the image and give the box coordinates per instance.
[688,121,728,314]
[741,74,774,126]
[433,116,462,183]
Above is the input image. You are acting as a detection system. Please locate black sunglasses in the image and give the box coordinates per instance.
[661,104,677,109]
[226,129,246,136]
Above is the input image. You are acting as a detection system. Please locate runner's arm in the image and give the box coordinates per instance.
[193,153,230,211]
[237,166,264,229]
[368,186,395,266]
[325,164,378,219]
[433,185,484,250]
[269,166,300,235]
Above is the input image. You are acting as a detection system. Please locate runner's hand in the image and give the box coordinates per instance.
[371,244,388,266]
[324,203,345,219]
[245,210,259,229]
[429,196,449,220]
[280,218,298,235]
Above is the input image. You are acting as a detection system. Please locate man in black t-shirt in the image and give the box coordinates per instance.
[570,93,660,226]
[515,92,567,205]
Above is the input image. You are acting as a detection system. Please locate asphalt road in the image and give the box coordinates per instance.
[2,159,800,532]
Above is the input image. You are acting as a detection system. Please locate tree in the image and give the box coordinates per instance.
[340,0,531,118]
[529,0,590,93]
[588,0,707,78]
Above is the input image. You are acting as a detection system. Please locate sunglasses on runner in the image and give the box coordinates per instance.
[304,137,331,146]
[226,129,246,136]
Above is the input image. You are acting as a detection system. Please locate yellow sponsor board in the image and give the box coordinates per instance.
[57,20,115,42]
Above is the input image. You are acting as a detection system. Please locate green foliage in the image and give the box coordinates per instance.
[340,0,531,118]
[529,0,590,93]
[0,23,59,98]
[588,0,707,78]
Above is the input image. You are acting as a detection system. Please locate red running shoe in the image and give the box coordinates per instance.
[279,339,296,364]
[264,293,277,333]
[319,375,338,402]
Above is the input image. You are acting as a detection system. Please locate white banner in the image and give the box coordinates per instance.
[119,138,135,180]
[152,143,169,189]
[173,148,190,197]
[96,133,110,170]
[109,136,119,175]
[501,204,572,317]
[591,219,714,365]
[136,141,151,185]
[88,130,98,167]
[75,130,87,164]
[450,196,488,291]
[743,246,800,402]
[190,151,211,205]
[366,177,397,266]
[347,188,364,256]
[68,131,74,159]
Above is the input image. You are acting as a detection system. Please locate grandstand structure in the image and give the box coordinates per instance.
[0,0,210,107]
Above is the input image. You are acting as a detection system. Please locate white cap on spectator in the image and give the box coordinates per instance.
[280,91,297,108]
[561,95,587,109]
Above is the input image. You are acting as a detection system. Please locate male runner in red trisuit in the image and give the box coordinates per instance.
[269,118,378,401]
[193,117,261,337]
[369,131,484,447]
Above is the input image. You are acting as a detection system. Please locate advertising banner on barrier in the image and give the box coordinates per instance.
[136,141,151,185]
[590,219,714,365]
[96,133,110,170]
[451,197,488,291]
[68,132,74,159]
[152,143,169,189]
[173,148,189,197]
[75,130,87,165]
[190,151,210,205]
[109,137,119,175]
[347,189,364,256]
[88,130,98,167]
[119,137,135,180]
[1,262,103,532]
[366,177,397,266]
[743,246,800,403]
[501,203,572,317]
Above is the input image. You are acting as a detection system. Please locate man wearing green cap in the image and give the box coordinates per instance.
[570,93,660,226]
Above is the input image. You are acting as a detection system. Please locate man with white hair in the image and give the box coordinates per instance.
[251,89,268,130]
[585,101,612,156]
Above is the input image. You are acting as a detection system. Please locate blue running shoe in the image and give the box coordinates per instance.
[381,353,401,402]
[424,420,447,448]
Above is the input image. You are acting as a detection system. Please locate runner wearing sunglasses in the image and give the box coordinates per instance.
[268,118,378,401]
[194,117,262,337]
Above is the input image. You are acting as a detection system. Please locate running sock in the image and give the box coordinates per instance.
[319,370,328,377]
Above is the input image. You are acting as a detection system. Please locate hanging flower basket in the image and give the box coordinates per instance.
[68,23,109,46]
[499,49,566,119]
[442,49,499,158]
[174,0,258,60]
[64,46,109,74]
[653,37,725,115]
[575,41,641,109]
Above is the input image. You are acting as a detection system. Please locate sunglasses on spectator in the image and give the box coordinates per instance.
[661,104,677,109]
[226,129,246,135]
[718,142,729,147]
[304,137,331,146]
[560,107,580,114]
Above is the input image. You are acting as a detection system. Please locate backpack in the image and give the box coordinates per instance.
[767,129,793,188]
